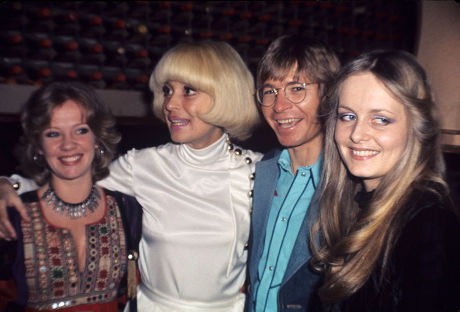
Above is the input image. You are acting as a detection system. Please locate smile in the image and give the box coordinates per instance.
[276,118,301,128]
[59,155,82,163]
[351,149,379,157]
[170,119,190,126]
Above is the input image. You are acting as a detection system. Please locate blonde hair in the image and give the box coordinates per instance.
[150,40,260,140]
[311,50,450,303]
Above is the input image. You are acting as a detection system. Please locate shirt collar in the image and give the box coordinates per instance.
[177,133,228,166]
[278,149,323,188]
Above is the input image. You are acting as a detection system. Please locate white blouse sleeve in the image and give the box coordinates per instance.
[5,149,138,196]
[97,149,136,196]
[7,174,38,194]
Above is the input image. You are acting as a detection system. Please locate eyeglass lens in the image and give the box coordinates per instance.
[258,82,307,106]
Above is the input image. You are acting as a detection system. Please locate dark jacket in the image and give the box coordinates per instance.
[247,149,320,312]
[314,187,460,312]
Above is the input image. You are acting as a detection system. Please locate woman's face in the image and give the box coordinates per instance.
[40,100,96,184]
[335,72,409,191]
[162,80,223,149]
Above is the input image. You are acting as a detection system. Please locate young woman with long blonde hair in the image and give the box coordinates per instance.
[311,50,460,311]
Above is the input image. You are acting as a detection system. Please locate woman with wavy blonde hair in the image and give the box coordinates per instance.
[310,49,460,311]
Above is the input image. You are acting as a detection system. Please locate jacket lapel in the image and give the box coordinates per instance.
[248,151,281,282]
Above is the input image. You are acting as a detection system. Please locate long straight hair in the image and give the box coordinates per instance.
[310,49,450,303]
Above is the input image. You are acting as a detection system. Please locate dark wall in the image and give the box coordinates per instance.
[1,1,420,89]
[0,115,22,176]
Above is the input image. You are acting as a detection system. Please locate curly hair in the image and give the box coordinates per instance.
[17,81,121,185]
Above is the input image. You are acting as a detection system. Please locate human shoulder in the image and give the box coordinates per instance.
[19,190,39,203]
[398,187,459,249]
[389,187,460,310]
[115,143,177,166]
[232,143,264,162]
[102,189,142,243]
[102,188,125,199]
[259,148,282,162]
[102,188,139,205]
[8,191,39,234]
[123,142,172,156]
[406,186,458,222]
[254,148,282,173]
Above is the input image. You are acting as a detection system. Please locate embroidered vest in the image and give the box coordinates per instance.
[22,194,127,310]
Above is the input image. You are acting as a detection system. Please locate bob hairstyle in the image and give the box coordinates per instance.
[256,34,340,107]
[311,49,449,303]
[18,81,121,185]
[150,40,260,141]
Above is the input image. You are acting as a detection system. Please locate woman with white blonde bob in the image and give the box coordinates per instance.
[0,40,263,311]
[150,40,260,140]
[310,49,460,311]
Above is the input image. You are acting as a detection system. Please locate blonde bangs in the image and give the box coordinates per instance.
[149,40,259,140]
[150,45,218,119]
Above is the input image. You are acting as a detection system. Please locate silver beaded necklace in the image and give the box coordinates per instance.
[41,183,101,219]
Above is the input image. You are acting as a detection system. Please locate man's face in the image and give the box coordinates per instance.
[260,68,322,149]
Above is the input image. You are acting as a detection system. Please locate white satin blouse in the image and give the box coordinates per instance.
[99,134,263,310]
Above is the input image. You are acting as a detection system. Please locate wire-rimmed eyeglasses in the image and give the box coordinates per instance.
[256,82,317,107]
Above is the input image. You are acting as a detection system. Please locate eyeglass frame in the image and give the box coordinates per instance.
[256,81,318,107]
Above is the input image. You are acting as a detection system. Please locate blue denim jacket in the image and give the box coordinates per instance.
[246,149,320,312]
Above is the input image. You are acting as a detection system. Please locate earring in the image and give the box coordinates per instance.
[33,153,44,167]
[95,146,105,158]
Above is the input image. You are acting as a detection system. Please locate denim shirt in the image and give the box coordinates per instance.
[251,150,321,311]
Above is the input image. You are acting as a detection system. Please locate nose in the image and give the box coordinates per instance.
[164,94,180,111]
[273,90,292,113]
[60,134,76,150]
[350,120,370,143]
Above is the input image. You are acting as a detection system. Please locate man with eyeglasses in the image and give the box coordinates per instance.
[246,34,340,311]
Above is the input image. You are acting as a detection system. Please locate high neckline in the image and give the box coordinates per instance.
[176,133,229,167]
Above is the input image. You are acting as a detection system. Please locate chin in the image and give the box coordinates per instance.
[350,171,379,181]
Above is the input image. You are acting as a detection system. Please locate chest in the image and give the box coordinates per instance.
[20,196,127,309]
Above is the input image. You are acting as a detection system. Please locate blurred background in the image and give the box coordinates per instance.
[0,1,458,200]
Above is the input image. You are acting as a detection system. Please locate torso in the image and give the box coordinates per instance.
[38,186,107,272]
[325,189,460,312]
[249,149,321,312]
[102,135,263,308]
[20,190,128,310]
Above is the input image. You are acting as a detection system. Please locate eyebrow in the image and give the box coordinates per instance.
[263,80,307,88]
[338,105,395,115]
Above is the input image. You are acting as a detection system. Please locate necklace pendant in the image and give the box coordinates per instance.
[42,184,101,219]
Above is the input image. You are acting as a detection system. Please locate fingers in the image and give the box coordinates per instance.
[0,200,16,240]
[16,200,30,223]
[0,178,30,240]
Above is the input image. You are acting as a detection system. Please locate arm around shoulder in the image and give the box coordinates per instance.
[97,150,137,195]
[0,177,30,240]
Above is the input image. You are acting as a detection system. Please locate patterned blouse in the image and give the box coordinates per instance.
[10,190,128,310]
